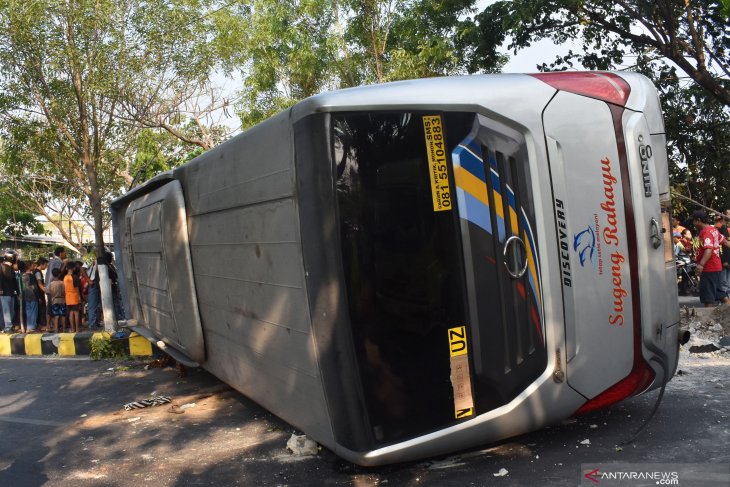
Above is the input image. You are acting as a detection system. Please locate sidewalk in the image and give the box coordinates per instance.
[0,331,154,357]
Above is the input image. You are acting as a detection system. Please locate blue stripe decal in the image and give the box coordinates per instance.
[487,151,499,171]
[461,191,492,234]
[456,145,486,182]
[527,272,539,314]
[521,209,538,266]
[465,137,481,155]
[457,135,544,341]
[520,208,543,334]
[490,170,501,196]
[506,185,517,212]
[495,202,506,242]
[453,141,492,235]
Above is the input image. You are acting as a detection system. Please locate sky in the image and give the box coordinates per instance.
[475,0,579,73]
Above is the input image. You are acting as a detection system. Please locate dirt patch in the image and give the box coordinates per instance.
[680,305,730,355]
[710,305,730,336]
[75,384,235,429]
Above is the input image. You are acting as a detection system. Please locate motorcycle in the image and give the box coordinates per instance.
[676,253,699,296]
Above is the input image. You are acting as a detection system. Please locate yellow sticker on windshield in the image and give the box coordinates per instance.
[448,326,474,419]
[422,115,452,212]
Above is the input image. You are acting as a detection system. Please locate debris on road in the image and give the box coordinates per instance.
[165,401,197,414]
[690,343,720,354]
[681,306,730,358]
[493,468,509,477]
[123,396,172,411]
[580,439,591,445]
[425,456,466,470]
[286,434,319,457]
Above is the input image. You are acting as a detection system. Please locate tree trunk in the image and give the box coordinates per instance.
[86,159,117,331]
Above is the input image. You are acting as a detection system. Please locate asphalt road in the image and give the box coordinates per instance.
[0,351,728,487]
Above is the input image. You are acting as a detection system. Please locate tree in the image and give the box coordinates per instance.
[469,0,730,213]
[218,0,340,128]
[227,0,486,128]
[127,128,208,189]
[0,0,225,326]
[470,0,730,108]
[645,61,730,213]
[0,118,114,253]
[384,0,500,80]
[0,183,45,241]
[342,0,487,83]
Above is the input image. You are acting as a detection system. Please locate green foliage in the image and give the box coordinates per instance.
[17,245,56,262]
[648,64,730,213]
[90,333,129,360]
[128,129,204,188]
[469,0,730,213]
[229,0,487,128]
[719,0,730,18]
[470,1,730,107]
[0,212,45,239]
[227,0,338,128]
[0,0,226,253]
[0,185,45,238]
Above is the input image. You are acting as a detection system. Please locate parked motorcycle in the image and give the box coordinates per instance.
[676,253,699,296]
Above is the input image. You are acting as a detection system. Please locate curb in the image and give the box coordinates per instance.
[0,331,155,357]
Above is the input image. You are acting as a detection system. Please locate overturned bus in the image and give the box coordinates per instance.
[111,72,681,466]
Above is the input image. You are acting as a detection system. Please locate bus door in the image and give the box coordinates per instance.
[123,181,206,363]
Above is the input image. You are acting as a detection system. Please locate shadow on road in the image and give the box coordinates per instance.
[0,351,728,486]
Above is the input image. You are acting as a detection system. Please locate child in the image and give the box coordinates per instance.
[64,262,81,333]
[48,268,66,333]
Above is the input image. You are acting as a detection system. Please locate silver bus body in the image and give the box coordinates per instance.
[111,72,680,466]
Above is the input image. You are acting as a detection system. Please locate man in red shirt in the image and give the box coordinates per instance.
[693,210,730,306]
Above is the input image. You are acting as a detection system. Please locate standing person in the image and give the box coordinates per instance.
[693,210,730,307]
[107,252,124,321]
[13,259,23,331]
[86,259,100,329]
[79,262,90,327]
[717,212,730,295]
[64,261,81,333]
[21,261,41,333]
[1,251,19,333]
[45,247,66,325]
[35,258,48,330]
[48,268,66,333]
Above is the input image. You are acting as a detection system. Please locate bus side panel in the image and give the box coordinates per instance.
[173,111,335,445]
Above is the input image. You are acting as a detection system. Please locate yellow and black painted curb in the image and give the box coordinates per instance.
[0,331,155,357]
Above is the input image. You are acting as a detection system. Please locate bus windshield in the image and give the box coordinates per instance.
[333,111,474,444]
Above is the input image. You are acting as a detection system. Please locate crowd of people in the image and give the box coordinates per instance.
[2,210,729,332]
[673,209,730,307]
[0,246,119,334]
